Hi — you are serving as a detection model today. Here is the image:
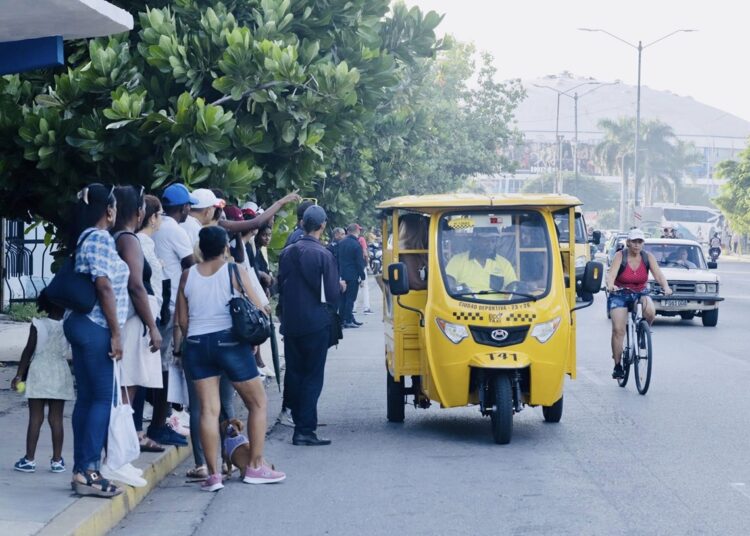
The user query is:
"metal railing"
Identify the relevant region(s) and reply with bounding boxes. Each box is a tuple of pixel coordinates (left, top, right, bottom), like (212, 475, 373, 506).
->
(2, 219, 55, 306)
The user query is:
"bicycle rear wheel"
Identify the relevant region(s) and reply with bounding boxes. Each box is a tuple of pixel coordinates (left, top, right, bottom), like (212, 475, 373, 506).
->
(634, 320, 652, 395)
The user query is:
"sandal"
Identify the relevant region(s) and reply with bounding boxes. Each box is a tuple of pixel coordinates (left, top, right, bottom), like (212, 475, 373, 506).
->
(139, 436, 165, 453)
(186, 465, 208, 480)
(71, 471, 122, 498)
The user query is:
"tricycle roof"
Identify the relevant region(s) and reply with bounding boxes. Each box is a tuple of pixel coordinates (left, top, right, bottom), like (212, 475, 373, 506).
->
(377, 193, 582, 213)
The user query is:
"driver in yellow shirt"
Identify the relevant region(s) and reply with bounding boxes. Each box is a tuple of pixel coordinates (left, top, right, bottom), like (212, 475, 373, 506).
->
(446, 228, 517, 292)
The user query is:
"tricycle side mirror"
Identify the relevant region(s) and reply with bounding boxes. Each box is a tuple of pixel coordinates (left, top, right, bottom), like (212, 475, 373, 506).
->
(707, 261, 717, 269)
(590, 230, 602, 245)
(579, 261, 604, 295)
(387, 262, 410, 295)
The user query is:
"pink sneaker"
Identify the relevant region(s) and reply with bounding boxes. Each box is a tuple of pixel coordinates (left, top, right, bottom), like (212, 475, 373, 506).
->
(243, 464, 286, 484)
(200, 473, 224, 492)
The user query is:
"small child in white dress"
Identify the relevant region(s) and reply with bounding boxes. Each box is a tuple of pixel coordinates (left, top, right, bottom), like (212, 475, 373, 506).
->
(12, 290, 75, 473)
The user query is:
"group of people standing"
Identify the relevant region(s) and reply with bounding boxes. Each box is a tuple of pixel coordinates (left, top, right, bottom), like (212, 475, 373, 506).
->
(12, 182, 326, 496)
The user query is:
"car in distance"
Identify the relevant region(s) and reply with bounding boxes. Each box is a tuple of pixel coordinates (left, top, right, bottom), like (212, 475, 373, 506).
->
(643, 239, 722, 326)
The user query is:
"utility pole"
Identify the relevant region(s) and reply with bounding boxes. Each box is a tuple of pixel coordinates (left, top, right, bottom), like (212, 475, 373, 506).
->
(579, 27, 697, 226)
(634, 40, 642, 211)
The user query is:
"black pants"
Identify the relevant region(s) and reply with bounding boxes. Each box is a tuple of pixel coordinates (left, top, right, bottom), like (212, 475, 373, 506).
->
(339, 279, 359, 324)
(283, 328, 329, 436)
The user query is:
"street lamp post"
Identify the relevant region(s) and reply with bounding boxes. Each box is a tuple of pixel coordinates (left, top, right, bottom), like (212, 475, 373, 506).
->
(533, 80, 600, 194)
(579, 28, 696, 225)
(571, 82, 619, 194)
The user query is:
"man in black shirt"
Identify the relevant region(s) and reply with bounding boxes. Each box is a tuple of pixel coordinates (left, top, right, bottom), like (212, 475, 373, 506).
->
(278, 205, 340, 446)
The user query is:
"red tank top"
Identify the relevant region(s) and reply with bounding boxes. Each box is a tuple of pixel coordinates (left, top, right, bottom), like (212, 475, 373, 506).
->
(615, 254, 648, 292)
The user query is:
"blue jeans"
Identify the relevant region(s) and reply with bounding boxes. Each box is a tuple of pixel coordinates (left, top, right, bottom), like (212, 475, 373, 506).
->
(64, 313, 114, 473)
(184, 367, 236, 467)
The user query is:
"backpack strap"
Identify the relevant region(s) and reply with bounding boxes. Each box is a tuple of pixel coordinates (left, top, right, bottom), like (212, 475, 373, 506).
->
(617, 249, 650, 277)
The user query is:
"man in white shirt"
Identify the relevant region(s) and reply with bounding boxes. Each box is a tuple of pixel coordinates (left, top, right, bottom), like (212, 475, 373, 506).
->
(149, 183, 197, 447)
(181, 189, 225, 244)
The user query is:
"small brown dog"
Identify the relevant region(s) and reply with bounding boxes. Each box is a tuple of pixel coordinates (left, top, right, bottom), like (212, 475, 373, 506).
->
(221, 418, 251, 476)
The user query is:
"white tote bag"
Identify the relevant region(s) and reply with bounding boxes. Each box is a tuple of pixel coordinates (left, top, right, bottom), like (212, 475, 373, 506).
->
(104, 361, 140, 471)
(167, 361, 189, 406)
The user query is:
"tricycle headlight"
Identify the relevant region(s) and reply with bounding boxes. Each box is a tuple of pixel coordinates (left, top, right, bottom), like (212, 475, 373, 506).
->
(575, 256, 586, 268)
(706, 283, 717, 293)
(530, 316, 561, 344)
(695, 283, 706, 293)
(435, 318, 469, 344)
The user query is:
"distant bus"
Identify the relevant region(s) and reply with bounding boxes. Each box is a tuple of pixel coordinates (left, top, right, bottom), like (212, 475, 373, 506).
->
(640, 204, 721, 244)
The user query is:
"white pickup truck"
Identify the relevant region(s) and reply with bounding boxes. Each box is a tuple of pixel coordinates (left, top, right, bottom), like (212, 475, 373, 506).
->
(644, 239, 723, 326)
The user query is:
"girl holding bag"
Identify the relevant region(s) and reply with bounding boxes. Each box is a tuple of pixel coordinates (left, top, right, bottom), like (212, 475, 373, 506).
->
(64, 184, 130, 498)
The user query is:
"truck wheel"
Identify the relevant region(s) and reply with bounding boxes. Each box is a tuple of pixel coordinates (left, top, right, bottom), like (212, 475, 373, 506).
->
(542, 396, 563, 423)
(490, 374, 513, 444)
(680, 312, 695, 320)
(702, 309, 719, 327)
(387, 371, 405, 422)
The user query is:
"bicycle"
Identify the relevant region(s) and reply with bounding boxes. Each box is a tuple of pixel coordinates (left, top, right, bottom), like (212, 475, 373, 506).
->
(611, 289, 660, 395)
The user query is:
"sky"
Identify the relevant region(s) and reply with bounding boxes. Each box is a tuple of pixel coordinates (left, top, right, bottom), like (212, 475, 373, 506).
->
(406, 0, 750, 122)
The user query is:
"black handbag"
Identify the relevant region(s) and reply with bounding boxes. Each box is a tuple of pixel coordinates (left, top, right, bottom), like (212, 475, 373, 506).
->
(227, 263, 271, 346)
(326, 304, 343, 348)
(45, 230, 97, 313)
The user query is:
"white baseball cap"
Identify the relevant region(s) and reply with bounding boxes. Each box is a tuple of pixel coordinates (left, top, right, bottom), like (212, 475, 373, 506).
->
(192, 188, 225, 209)
(627, 228, 645, 241)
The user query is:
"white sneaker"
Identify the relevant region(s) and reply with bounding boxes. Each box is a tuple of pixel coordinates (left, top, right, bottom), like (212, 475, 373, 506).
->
(277, 408, 294, 427)
(101, 463, 147, 487)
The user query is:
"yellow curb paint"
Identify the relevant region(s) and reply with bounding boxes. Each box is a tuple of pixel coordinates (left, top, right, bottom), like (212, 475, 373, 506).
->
(37, 444, 191, 536)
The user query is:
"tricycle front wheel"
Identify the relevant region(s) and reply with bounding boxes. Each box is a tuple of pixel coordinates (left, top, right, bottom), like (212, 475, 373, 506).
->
(490, 374, 513, 445)
(542, 396, 563, 423)
(386, 371, 405, 423)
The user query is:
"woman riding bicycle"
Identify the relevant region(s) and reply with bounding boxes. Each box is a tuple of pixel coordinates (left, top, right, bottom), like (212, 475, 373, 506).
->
(605, 229, 672, 379)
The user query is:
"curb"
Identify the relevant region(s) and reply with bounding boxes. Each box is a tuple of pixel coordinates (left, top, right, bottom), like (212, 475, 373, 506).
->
(37, 444, 191, 536)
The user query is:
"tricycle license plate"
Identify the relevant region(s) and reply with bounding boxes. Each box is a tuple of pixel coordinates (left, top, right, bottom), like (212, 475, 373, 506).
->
(663, 299, 687, 307)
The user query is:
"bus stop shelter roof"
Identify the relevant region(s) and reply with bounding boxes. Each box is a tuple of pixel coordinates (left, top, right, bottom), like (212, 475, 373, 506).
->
(0, 0, 133, 43)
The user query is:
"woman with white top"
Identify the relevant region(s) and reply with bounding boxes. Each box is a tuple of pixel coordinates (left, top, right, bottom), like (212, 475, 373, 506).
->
(174, 226, 285, 491)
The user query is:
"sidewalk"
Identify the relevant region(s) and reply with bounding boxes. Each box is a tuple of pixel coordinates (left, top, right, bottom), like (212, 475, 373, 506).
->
(0, 319, 281, 536)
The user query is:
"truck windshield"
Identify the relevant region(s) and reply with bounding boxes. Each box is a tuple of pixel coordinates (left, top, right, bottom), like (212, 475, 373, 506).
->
(439, 210, 551, 304)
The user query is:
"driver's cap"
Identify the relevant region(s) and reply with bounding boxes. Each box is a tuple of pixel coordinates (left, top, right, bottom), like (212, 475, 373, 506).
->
(627, 228, 645, 241)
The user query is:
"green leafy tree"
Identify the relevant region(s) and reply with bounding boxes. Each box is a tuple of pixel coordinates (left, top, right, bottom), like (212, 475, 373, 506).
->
(0, 0, 444, 242)
(521, 172, 619, 212)
(715, 144, 750, 234)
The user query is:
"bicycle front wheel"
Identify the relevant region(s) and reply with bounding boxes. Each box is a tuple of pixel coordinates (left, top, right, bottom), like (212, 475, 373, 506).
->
(634, 319, 652, 395)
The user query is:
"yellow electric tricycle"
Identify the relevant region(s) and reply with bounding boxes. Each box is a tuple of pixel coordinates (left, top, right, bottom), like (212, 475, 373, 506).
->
(378, 194, 603, 444)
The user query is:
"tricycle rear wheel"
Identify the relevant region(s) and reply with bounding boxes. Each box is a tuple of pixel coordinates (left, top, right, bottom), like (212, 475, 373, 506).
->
(490, 374, 513, 445)
(542, 396, 563, 423)
(386, 371, 405, 423)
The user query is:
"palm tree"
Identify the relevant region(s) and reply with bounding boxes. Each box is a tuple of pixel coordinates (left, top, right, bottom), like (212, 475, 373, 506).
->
(596, 117, 702, 208)
(595, 117, 634, 225)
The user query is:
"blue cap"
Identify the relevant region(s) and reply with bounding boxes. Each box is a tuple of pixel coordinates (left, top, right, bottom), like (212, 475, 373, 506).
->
(162, 184, 198, 207)
(302, 205, 327, 227)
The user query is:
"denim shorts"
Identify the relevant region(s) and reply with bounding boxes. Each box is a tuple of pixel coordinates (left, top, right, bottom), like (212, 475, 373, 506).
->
(183, 329, 259, 382)
(608, 291, 648, 311)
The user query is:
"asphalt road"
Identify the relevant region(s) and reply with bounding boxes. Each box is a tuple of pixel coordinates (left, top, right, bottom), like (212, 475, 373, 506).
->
(113, 262, 750, 536)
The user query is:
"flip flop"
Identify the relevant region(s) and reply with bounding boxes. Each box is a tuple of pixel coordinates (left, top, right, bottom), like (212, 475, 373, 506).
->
(139, 437, 165, 453)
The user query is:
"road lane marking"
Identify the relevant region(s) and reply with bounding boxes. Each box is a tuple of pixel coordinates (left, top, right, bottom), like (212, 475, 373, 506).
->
(730, 483, 750, 501)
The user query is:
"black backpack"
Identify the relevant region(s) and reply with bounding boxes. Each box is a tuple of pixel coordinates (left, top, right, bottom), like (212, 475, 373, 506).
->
(617, 249, 650, 277)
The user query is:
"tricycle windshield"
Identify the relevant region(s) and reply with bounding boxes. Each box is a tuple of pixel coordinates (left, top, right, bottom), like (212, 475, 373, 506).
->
(438, 210, 552, 304)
